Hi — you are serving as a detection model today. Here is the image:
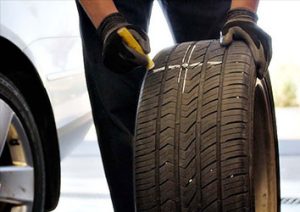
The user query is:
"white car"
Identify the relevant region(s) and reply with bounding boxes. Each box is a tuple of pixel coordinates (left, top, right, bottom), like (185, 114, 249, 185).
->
(0, 1, 92, 211)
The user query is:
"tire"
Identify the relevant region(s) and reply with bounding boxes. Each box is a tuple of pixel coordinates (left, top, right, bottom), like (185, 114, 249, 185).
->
(0, 74, 45, 212)
(134, 40, 280, 211)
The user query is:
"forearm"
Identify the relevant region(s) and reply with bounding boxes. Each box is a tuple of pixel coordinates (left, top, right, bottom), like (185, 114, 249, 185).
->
(230, 0, 259, 12)
(79, 0, 118, 28)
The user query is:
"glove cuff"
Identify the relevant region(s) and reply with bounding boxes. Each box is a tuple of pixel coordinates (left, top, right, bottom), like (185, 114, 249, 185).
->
(227, 8, 258, 23)
(97, 12, 129, 44)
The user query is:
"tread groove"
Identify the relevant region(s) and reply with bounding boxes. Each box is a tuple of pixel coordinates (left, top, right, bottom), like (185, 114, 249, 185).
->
(134, 40, 278, 212)
(215, 41, 229, 211)
(174, 43, 196, 211)
(197, 40, 213, 211)
(154, 46, 178, 211)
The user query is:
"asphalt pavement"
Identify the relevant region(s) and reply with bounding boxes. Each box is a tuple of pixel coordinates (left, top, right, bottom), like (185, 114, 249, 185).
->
(53, 108, 300, 212)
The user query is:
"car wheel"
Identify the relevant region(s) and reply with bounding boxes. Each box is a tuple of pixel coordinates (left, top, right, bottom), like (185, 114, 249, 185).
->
(134, 40, 280, 211)
(0, 74, 45, 212)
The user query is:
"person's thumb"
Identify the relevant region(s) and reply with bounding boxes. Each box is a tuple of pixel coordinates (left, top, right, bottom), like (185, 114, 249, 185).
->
(220, 28, 234, 46)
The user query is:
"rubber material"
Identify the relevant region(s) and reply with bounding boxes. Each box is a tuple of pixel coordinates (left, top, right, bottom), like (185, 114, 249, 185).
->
(0, 73, 45, 212)
(134, 40, 280, 211)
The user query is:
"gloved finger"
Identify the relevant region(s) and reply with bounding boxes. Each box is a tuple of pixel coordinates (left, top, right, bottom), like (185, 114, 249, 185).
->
(256, 50, 268, 79)
(126, 47, 148, 66)
(128, 28, 151, 54)
(103, 37, 147, 73)
(258, 29, 272, 63)
(120, 43, 148, 66)
(226, 27, 266, 71)
(257, 38, 271, 79)
(220, 27, 234, 46)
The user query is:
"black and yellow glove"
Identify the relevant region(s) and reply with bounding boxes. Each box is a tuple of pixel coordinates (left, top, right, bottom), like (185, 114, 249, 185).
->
(97, 13, 150, 73)
(220, 9, 272, 79)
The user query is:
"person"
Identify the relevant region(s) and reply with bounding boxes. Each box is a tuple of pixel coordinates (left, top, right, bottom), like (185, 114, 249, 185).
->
(75, 1, 271, 211)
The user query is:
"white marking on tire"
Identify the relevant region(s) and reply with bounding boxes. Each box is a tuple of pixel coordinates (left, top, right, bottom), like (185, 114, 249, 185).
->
(182, 45, 197, 93)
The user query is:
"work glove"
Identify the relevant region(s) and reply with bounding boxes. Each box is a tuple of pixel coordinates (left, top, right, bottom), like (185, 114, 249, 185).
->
(220, 9, 272, 79)
(97, 12, 150, 73)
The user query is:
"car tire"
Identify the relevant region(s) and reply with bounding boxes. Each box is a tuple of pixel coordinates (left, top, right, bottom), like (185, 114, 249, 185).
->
(0, 73, 45, 212)
(134, 40, 280, 211)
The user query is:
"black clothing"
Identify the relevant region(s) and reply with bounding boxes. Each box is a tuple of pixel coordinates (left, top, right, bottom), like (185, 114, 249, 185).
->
(75, 1, 231, 211)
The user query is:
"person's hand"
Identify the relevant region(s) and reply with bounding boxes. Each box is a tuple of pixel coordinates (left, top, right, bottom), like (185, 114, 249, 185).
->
(97, 13, 150, 73)
(220, 9, 272, 79)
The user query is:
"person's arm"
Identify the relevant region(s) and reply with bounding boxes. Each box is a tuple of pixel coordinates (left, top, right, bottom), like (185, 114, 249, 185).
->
(221, 0, 272, 79)
(78, 0, 151, 73)
(230, 0, 259, 12)
(79, 0, 118, 28)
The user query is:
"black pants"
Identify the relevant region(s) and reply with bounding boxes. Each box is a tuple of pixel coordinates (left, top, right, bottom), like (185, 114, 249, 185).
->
(76, 1, 230, 211)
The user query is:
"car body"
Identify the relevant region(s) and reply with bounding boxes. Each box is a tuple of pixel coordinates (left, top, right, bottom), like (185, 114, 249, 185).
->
(0, 1, 92, 211)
